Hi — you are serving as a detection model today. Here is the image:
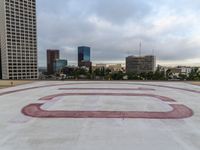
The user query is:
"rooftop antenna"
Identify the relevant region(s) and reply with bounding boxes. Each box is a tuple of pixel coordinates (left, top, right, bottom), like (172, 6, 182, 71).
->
(139, 41, 142, 57)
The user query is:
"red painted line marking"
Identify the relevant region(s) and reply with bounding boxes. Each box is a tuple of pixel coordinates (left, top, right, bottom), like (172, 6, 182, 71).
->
(0, 82, 200, 97)
(58, 88, 155, 91)
(136, 83, 200, 94)
(39, 92, 175, 102)
(22, 93, 193, 119)
(22, 104, 193, 119)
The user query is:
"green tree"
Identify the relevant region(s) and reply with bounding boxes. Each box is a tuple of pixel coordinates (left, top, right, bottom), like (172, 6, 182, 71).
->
(127, 72, 141, 80)
(153, 67, 166, 80)
(179, 73, 187, 81)
(110, 71, 124, 80)
(166, 69, 172, 80)
(188, 68, 200, 80)
(146, 71, 154, 80)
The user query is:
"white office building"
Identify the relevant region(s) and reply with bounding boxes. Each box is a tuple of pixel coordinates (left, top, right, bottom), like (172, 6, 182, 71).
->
(0, 0, 38, 79)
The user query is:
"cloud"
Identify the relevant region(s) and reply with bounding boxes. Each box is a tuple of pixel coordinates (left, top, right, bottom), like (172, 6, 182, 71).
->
(37, 0, 200, 66)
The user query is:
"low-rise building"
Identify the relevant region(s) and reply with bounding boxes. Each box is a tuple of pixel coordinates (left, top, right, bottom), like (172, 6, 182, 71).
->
(53, 59, 68, 73)
(108, 64, 124, 72)
(177, 66, 192, 75)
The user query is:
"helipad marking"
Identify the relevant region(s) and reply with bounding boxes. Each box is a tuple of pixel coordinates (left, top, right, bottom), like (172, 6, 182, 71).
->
(21, 91, 193, 119)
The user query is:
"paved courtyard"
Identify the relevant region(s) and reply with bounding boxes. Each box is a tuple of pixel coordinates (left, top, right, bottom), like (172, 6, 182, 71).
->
(0, 81, 200, 150)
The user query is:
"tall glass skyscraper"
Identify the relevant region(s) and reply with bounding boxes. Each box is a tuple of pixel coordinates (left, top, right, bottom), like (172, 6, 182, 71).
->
(78, 46, 91, 68)
(0, 0, 38, 79)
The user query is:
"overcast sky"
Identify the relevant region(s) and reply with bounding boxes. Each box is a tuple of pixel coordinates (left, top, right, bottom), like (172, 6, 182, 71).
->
(37, 0, 200, 67)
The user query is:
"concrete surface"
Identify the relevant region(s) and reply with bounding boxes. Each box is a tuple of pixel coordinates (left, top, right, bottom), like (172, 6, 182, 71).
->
(0, 81, 200, 150)
(0, 80, 32, 89)
(189, 81, 200, 86)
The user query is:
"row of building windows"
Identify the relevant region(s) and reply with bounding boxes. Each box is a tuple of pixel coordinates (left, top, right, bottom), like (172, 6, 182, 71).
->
(7, 46, 37, 49)
(9, 76, 38, 79)
(6, 8, 36, 13)
(6, 24, 36, 29)
(7, 31, 37, 35)
(5, 3, 35, 10)
(7, 51, 37, 53)
(7, 49, 37, 52)
(9, 74, 37, 77)
(6, 3, 36, 7)
(7, 38, 36, 42)
(5, 0, 35, 4)
(6, 7, 36, 13)
(7, 30, 36, 35)
(5, 13, 36, 19)
(5, 6, 35, 11)
(7, 48, 37, 51)
(9, 66, 37, 69)
(7, 42, 37, 46)
(6, 19, 36, 25)
(7, 39, 36, 43)
(7, 39, 36, 42)
(8, 53, 37, 56)
(6, 24, 36, 28)
(5, 11, 36, 17)
(7, 36, 36, 40)
(6, 10, 36, 15)
(7, 47, 37, 51)
(8, 57, 37, 60)
(7, 47, 37, 50)
(9, 76, 38, 80)
(9, 69, 37, 72)
(7, 56, 37, 59)
(6, 17, 36, 23)
(8, 66, 37, 69)
(8, 54, 37, 57)
(7, 57, 37, 59)
(7, 60, 37, 63)
(9, 67, 37, 69)
(7, 33, 37, 38)
(7, 32, 36, 36)
(7, 57, 37, 60)
(7, 37, 36, 40)
(9, 75, 38, 78)
(9, 60, 37, 63)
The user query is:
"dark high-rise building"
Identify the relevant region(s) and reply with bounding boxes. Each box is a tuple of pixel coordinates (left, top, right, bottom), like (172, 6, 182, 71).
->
(126, 55, 156, 73)
(78, 46, 92, 68)
(0, 0, 38, 79)
(47, 50, 59, 75)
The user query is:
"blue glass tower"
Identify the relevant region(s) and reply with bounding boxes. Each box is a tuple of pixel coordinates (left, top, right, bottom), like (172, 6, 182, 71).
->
(78, 46, 91, 68)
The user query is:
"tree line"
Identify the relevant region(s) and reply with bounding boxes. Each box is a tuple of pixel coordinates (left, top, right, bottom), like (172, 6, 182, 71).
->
(61, 66, 200, 81)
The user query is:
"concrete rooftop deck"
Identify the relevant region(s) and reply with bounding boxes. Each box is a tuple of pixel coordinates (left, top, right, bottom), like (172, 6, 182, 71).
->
(0, 81, 200, 150)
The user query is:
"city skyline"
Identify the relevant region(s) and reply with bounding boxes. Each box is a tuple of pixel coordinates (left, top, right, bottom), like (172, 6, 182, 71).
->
(36, 0, 200, 67)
